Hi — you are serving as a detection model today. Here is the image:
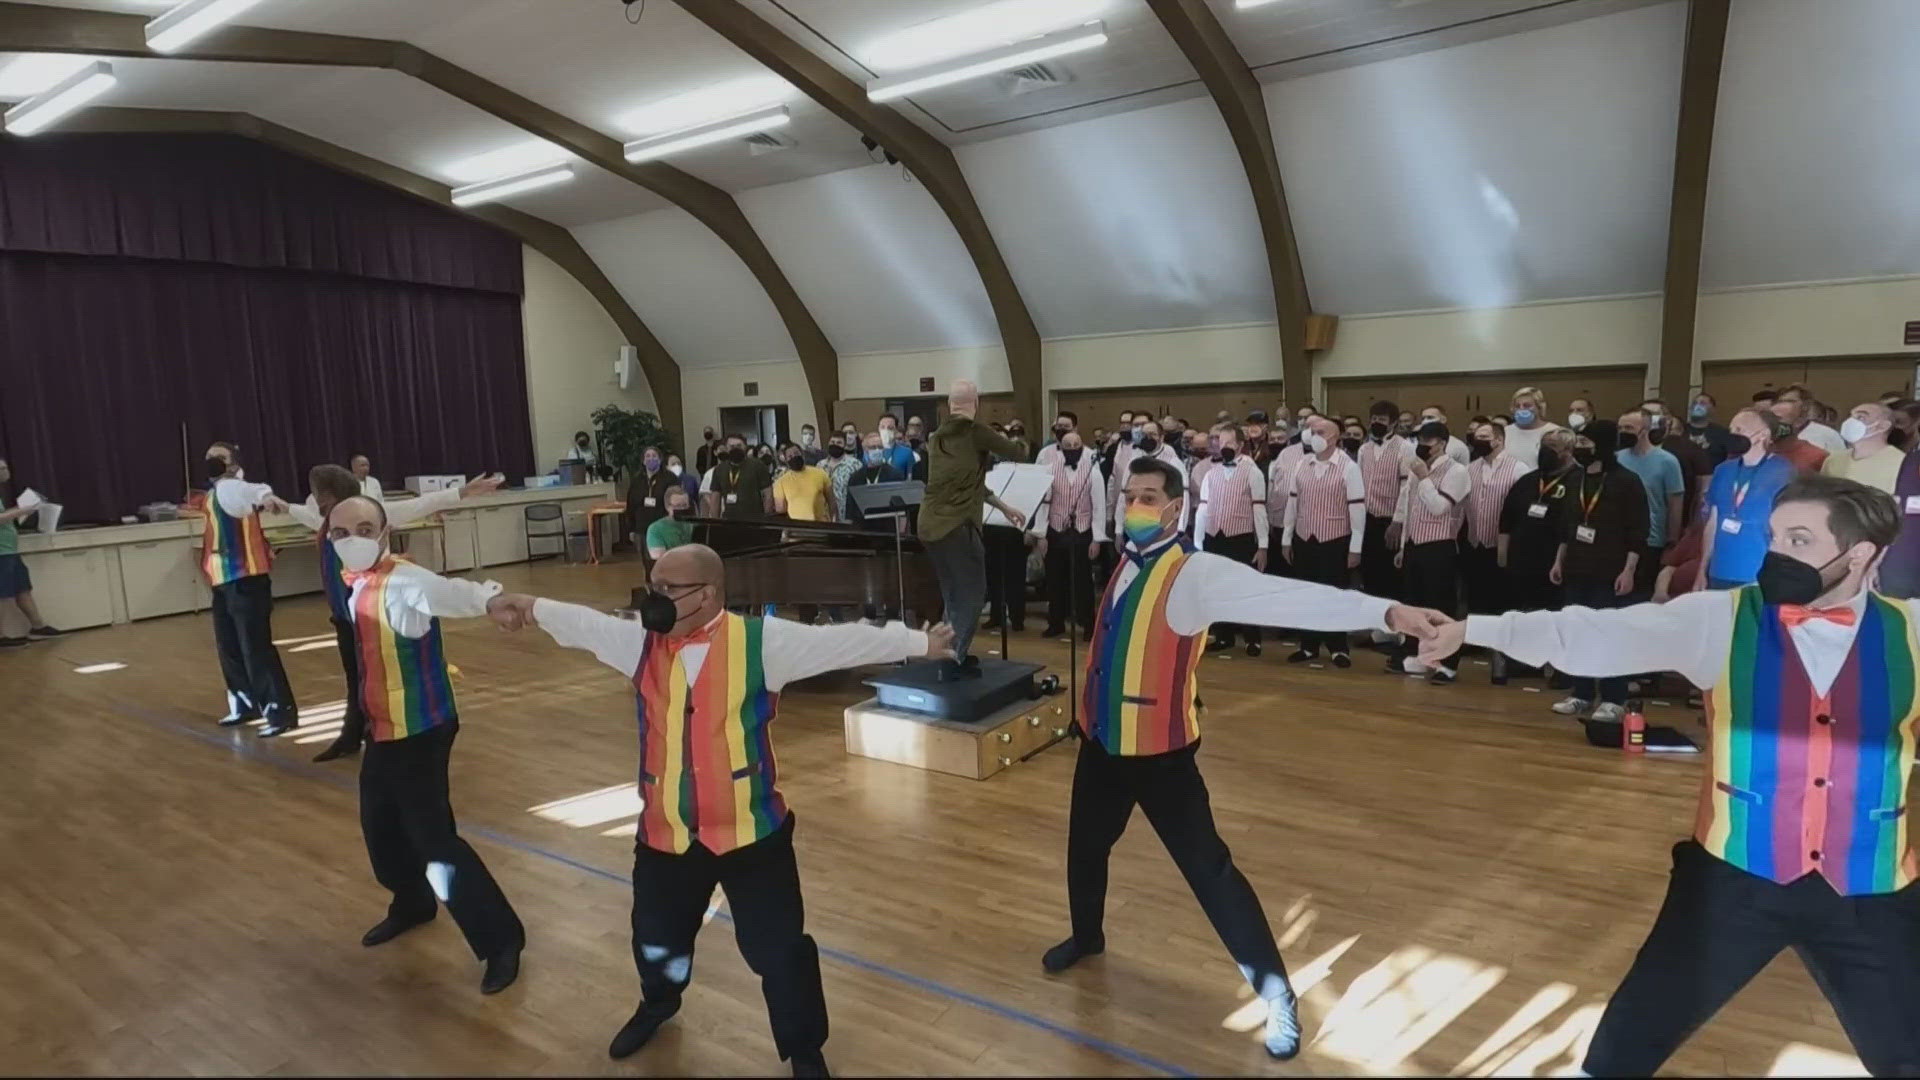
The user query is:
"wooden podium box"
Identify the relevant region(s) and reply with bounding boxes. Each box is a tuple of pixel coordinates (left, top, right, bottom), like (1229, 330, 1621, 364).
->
(843, 696, 1071, 779)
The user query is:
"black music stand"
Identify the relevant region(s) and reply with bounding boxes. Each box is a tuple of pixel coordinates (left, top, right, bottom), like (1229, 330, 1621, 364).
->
(848, 480, 925, 621)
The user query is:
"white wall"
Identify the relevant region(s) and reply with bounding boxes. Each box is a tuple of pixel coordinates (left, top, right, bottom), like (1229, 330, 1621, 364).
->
(680, 359, 818, 440)
(1696, 277, 1920, 368)
(520, 246, 651, 465)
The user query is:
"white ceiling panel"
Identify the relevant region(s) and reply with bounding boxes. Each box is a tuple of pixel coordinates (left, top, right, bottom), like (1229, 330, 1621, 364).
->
(1269, 1, 1685, 315)
(1702, 0, 1920, 289)
(575, 207, 797, 367)
(738, 162, 998, 354)
(957, 94, 1271, 338)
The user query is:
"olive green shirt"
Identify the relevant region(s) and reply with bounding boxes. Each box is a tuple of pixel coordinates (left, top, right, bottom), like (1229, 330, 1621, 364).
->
(918, 415, 1024, 542)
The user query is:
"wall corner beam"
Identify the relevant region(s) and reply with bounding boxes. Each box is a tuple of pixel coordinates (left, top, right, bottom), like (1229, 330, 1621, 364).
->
(1656, 0, 1730, 403)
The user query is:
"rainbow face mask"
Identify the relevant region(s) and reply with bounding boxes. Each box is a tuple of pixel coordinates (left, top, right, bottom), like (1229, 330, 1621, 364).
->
(1123, 505, 1168, 547)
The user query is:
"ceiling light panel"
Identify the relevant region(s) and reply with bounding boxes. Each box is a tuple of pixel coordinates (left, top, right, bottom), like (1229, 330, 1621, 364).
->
(442, 139, 573, 184)
(867, 22, 1108, 103)
(617, 74, 794, 137)
(862, 0, 1110, 71)
(622, 105, 790, 163)
(0, 53, 103, 99)
(4, 59, 117, 136)
(450, 162, 576, 207)
(146, 0, 269, 54)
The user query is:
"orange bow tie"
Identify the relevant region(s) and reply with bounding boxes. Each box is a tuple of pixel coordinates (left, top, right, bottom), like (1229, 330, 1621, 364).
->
(1779, 605, 1858, 629)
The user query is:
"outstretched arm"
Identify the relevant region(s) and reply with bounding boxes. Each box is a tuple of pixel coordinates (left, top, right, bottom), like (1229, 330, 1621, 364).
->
(761, 618, 943, 691)
(1164, 551, 1437, 639)
(514, 596, 649, 674)
(1426, 588, 1730, 688)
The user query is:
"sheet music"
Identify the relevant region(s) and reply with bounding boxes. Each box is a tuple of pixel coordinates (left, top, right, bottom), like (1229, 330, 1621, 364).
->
(982, 463, 1052, 529)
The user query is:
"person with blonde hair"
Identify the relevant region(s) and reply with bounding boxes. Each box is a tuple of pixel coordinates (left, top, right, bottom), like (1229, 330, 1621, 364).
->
(1500, 385, 1562, 471)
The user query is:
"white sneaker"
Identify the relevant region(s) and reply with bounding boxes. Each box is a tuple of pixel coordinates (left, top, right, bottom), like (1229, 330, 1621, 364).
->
(1551, 697, 1592, 716)
(1264, 991, 1301, 1061)
(1399, 656, 1427, 675)
(1591, 702, 1626, 722)
(1370, 628, 1400, 645)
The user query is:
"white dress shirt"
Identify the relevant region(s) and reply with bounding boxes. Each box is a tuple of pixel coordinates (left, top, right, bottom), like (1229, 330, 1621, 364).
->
(1114, 537, 1393, 637)
(345, 560, 501, 639)
(1280, 453, 1368, 554)
(360, 475, 384, 501)
(1465, 587, 1895, 697)
(1193, 459, 1271, 548)
(290, 487, 462, 532)
(1799, 420, 1847, 456)
(531, 601, 929, 689)
(1028, 446, 1109, 540)
(211, 477, 276, 519)
(1391, 458, 1472, 524)
(1500, 422, 1562, 470)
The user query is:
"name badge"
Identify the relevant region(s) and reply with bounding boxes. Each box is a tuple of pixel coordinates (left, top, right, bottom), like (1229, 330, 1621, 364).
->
(1574, 525, 1597, 544)
(726, 493, 739, 505)
(1526, 503, 1549, 519)
(1720, 517, 1741, 535)
(1906, 496, 1920, 515)
(643, 497, 658, 508)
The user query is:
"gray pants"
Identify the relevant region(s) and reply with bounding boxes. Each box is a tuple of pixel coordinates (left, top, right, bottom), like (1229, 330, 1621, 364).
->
(926, 523, 986, 663)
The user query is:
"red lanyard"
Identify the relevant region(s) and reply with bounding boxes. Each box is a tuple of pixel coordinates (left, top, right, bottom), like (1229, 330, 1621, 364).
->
(1576, 475, 1603, 524)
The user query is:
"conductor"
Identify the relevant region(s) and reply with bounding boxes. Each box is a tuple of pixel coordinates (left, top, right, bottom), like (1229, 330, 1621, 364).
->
(918, 379, 1029, 675)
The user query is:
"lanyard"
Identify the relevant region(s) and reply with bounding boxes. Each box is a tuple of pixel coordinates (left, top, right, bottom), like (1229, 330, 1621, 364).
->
(1538, 473, 1566, 501)
(1576, 473, 1603, 525)
(1731, 461, 1758, 510)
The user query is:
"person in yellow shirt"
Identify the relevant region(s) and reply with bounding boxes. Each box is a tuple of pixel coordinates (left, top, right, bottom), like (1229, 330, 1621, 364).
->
(1822, 401, 1904, 495)
(773, 447, 832, 521)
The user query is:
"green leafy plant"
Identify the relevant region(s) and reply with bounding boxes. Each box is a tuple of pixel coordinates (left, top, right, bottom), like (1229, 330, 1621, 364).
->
(591, 404, 676, 483)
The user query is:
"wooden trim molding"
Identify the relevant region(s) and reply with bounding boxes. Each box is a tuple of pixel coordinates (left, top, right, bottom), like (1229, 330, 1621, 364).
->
(1656, 0, 1731, 401)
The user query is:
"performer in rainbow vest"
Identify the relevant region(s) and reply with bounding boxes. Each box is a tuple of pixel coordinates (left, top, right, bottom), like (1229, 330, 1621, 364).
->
(1045, 456, 1446, 1062)
(488, 546, 953, 1079)
(1427, 474, 1920, 1076)
(293, 464, 502, 764)
(198, 441, 297, 735)
(326, 496, 525, 996)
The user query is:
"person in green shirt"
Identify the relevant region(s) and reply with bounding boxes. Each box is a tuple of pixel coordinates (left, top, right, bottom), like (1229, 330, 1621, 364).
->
(919, 380, 1029, 673)
(0, 458, 63, 647)
(645, 487, 696, 562)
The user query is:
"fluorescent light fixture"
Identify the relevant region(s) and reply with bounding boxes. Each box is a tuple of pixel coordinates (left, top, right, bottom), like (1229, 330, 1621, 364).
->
(0, 53, 102, 98)
(443, 139, 571, 184)
(618, 74, 792, 137)
(450, 162, 575, 207)
(146, 0, 267, 53)
(865, 0, 1108, 70)
(867, 22, 1107, 103)
(4, 60, 116, 136)
(623, 105, 790, 164)
(1234, 0, 1287, 8)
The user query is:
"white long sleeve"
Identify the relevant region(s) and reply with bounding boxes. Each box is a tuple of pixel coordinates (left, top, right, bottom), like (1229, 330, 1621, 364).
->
(1164, 550, 1392, 637)
(1465, 590, 1730, 689)
(1344, 457, 1366, 554)
(534, 598, 649, 674)
(759, 619, 928, 690)
(387, 487, 462, 529)
(1250, 463, 1270, 547)
(213, 477, 274, 519)
(289, 497, 323, 531)
(1090, 469, 1109, 540)
(347, 562, 501, 639)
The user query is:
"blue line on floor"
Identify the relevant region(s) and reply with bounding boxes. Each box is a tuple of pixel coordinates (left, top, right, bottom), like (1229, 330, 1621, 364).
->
(125, 706, 1195, 1078)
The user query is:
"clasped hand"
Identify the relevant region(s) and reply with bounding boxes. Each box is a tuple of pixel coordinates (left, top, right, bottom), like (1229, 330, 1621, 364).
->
(486, 593, 538, 632)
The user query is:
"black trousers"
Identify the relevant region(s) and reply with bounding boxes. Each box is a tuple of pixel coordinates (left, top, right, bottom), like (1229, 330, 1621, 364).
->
(1360, 514, 1402, 600)
(630, 815, 826, 1062)
(1461, 543, 1505, 615)
(359, 724, 523, 959)
(210, 574, 295, 722)
(1586, 841, 1920, 1078)
(982, 523, 1028, 629)
(1562, 573, 1629, 704)
(926, 524, 985, 662)
(1290, 535, 1353, 657)
(1043, 526, 1096, 634)
(331, 615, 368, 747)
(1632, 543, 1666, 602)
(1201, 531, 1261, 645)
(1398, 539, 1461, 667)
(1507, 564, 1562, 613)
(1066, 738, 1288, 997)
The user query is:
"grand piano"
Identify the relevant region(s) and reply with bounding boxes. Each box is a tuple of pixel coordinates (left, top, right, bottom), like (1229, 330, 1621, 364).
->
(629, 516, 942, 620)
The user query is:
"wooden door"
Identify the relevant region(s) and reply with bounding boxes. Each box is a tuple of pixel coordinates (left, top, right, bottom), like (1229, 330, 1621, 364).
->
(1799, 356, 1917, 409)
(1700, 360, 1806, 413)
(1325, 366, 1647, 426)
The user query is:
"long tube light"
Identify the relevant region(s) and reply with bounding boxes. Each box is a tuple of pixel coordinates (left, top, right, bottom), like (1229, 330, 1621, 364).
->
(450, 162, 576, 207)
(1234, 0, 1287, 8)
(3, 60, 117, 136)
(623, 105, 790, 164)
(866, 21, 1107, 103)
(146, 0, 268, 54)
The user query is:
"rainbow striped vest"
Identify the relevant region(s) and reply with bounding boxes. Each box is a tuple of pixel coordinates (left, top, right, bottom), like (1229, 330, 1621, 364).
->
(631, 614, 785, 855)
(319, 531, 352, 621)
(1080, 541, 1206, 756)
(202, 484, 273, 586)
(1697, 586, 1920, 895)
(351, 559, 458, 743)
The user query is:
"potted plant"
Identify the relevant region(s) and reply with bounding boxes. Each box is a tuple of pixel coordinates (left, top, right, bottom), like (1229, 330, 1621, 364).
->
(591, 404, 676, 487)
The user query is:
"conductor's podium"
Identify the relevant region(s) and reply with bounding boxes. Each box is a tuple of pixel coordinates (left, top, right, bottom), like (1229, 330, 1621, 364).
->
(843, 658, 1070, 779)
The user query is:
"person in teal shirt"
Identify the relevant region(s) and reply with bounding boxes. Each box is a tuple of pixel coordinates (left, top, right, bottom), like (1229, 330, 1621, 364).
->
(0, 458, 64, 646)
(1614, 409, 1686, 598)
(644, 487, 695, 561)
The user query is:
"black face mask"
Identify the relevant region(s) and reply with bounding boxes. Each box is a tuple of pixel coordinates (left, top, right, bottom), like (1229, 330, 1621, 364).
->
(703, 430, 715, 441)
(1341, 437, 1364, 455)
(1469, 439, 1492, 460)
(1369, 421, 1389, 439)
(1756, 549, 1854, 607)
(908, 437, 924, 449)
(1537, 447, 1562, 473)
(204, 456, 228, 480)
(728, 447, 747, 463)
(1053, 425, 1070, 438)
(786, 455, 805, 472)
(1415, 442, 1435, 462)
(1724, 433, 1752, 457)
(1219, 446, 1237, 465)
(637, 587, 696, 634)
(1572, 447, 1598, 468)
(827, 444, 845, 459)
(1137, 436, 1159, 454)
(1062, 447, 1083, 467)
(1617, 430, 1640, 451)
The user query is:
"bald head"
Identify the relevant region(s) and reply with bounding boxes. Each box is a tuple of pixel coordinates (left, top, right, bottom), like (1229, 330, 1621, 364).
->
(649, 543, 725, 636)
(948, 379, 979, 418)
(327, 494, 387, 540)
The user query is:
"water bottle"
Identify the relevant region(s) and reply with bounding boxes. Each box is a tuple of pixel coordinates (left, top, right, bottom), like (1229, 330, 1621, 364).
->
(1623, 699, 1647, 754)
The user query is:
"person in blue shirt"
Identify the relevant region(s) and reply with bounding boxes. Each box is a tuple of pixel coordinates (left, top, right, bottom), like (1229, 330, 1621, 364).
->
(1701, 407, 1797, 588)
(1613, 409, 1686, 598)
(875, 414, 916, 477)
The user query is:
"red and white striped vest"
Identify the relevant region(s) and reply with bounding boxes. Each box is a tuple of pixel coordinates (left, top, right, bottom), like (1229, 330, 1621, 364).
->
(1405, 458, 1464, 545)
(1046, 449, 1098, 532)
(1293, 457, 1352, 542)
(1202, 461, 1256, 537)
(1466, 455, 1523, 548)
(1359, 437, 1408, 517)
(1267, 443, 1305, 527)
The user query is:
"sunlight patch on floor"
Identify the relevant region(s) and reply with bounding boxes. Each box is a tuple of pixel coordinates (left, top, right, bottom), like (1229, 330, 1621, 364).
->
(529, 783, 644, 829)
(1768, 1041, 1865, 1077)
(72, 662, 126, 674)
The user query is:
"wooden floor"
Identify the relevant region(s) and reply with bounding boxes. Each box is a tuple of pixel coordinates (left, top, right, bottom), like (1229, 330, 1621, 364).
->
(1, 558, 1868, 1077)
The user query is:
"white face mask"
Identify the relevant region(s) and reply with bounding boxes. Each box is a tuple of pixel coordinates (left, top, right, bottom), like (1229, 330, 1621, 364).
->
(1304, 432, 1328, 455)
(1567, 413, 1588, 430)
(668, 463, 683, 476)
(333, 535, 384, 573)
(801, 431, 816, 446)
(1840, 417, 1874, 446)
(880, 428, 896, 448)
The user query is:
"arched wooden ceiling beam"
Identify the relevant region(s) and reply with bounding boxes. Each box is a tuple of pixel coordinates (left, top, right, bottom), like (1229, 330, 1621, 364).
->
(671, 0, 1044, 430)
(1143, 0, 1311, 410)
(49, 104, 685, 439)
(0, 0, 836, 432)
(1656, 0, 1730, 404)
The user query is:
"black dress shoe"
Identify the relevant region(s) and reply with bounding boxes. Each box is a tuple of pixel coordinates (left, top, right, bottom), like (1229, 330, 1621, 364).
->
(258, 717, 298, 738)
(1041, 624, 1066, 639)
(361, 911, 434, 947)
(1041, 936, 1103, 974)
(1330, 652, 1353, 669)
(1245, 642, 1262, 658)
(1286, 649, 1315, 664)
(790, 1049, 831, 1078)
(480, 945, 521, 994)
(1206, 637, 1234, 653)
(1490, 653, 1509, 686)
(608, 1000, 681, 1060)
(312, 738, 362, 763)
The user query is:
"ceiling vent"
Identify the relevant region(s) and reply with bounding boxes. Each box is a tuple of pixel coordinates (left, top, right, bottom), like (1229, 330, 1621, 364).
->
(999, 62, 1070, 96)
(745, 131, 794, 156)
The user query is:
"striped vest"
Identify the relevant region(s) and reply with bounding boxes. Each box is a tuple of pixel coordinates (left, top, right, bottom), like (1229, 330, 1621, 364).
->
(1466, 455, 1523, 548)
(1359, 438, 1407, 517)
(1293, 457, 1352, 542)
(1080, 543, 1205, 756)
(202, 486, 272, 586)
(632, 614, 785, 855)
(351, 559, 458, 743)
(1202, 461, 1256, 537)
(1046, 449, 1098, 532)
(1405, 458, 1463, 546)
(1697, 587, 1920, 895)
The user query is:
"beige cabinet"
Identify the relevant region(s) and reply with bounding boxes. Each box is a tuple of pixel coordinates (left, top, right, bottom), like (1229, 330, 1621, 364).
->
(269, 542, 321, 599)
(439, 511, 477, 573)
(475, 504, 530, 567)
(117, 537, 205, 621)
(21, 547, 116, 629)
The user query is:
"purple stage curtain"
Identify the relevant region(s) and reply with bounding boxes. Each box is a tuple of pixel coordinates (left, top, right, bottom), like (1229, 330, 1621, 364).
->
(0, 134, 531, 524)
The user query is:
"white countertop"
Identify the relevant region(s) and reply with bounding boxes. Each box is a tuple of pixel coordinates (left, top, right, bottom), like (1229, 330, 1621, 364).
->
(15, 482, 616, 554)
